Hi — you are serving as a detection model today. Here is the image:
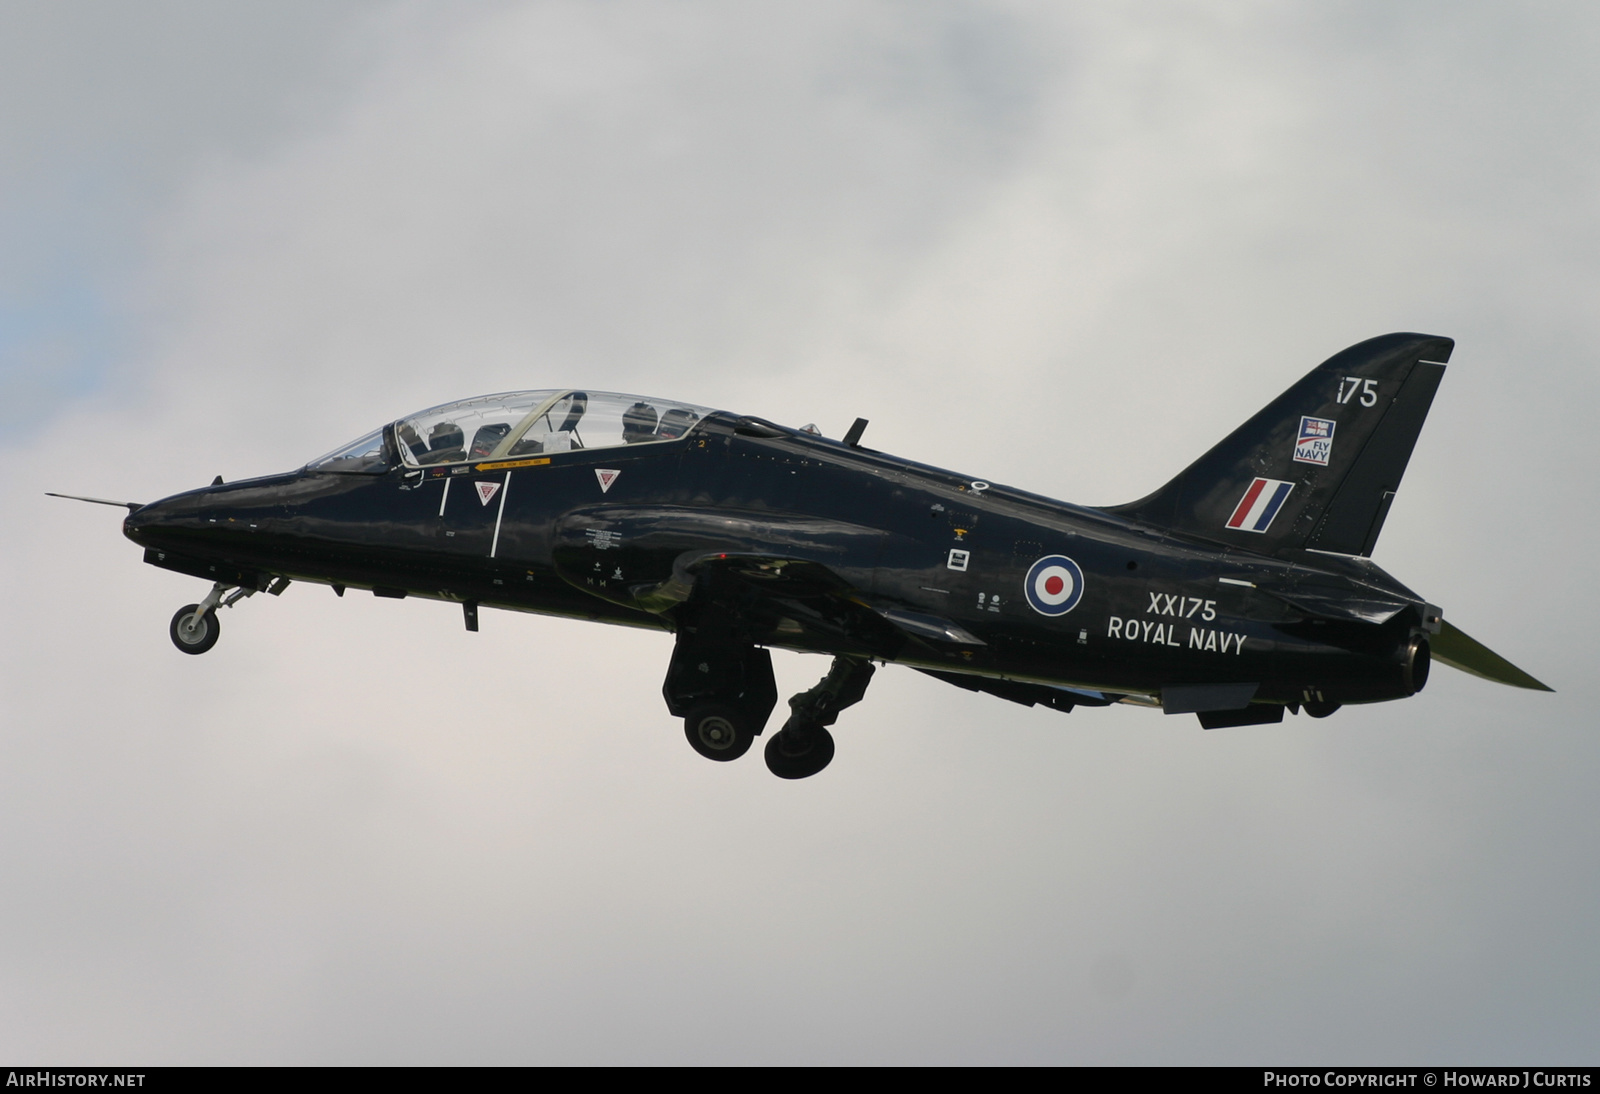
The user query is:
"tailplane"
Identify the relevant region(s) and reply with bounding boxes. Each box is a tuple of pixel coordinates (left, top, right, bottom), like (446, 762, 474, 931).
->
(1107, 332, 1453, 557)
(1432, 620, 1553, 691)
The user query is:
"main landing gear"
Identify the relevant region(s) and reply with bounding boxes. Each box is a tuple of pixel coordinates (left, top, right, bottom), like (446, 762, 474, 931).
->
(167, 578, 290, 654)
(663, 620, 779, 763)
(663, 620, 875, 780)
(764, 657, 874, 780)
(684, 704, 758, 762)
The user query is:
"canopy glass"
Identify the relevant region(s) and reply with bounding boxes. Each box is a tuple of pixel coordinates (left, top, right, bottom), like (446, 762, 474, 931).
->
(309, 389, 719, 473)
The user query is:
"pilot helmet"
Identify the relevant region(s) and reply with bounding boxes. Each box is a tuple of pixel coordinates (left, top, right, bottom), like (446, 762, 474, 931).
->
(622, 402, 659, 443)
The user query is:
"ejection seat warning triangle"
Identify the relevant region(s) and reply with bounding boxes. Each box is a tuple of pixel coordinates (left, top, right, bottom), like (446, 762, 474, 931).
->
(475, 481, 501, 506)
(595, 469, 621, 493)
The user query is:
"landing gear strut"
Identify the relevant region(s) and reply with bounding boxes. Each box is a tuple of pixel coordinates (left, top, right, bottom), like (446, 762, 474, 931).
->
(167, 577, 289, 654)
(764, 656, 875, 780)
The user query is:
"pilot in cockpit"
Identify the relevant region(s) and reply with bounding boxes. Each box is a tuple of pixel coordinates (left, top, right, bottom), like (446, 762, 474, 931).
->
(469, 422, 511, 459)
(657, 407, 700, 439)
(419, 421, 464, 464)
(622, 402, 659, 444)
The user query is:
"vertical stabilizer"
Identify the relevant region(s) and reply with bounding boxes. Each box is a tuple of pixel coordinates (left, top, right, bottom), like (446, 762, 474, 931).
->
(1106, 333, 1453, 556)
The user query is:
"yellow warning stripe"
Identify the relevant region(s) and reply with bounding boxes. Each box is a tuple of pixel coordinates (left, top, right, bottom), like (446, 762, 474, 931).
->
(475, 457, 551, 472)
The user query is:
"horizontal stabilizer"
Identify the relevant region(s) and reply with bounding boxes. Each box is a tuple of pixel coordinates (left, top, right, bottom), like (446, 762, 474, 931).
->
(1432, 621, 1552, 691)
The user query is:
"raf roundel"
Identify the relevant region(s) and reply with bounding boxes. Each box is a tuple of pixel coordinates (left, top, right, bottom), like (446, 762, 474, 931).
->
(1023, 555, 1085, 617)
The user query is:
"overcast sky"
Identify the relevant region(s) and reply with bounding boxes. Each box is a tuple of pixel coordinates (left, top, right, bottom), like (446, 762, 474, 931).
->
(2, 1, 1596, 1064)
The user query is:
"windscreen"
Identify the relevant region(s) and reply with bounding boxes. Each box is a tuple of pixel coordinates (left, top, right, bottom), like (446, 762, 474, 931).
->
(308, 429, 388, 473)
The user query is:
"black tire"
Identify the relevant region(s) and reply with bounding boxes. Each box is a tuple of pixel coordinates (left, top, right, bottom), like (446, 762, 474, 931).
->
(1304, 701, 1340, 719)
(764, 724, 835, 780)
(683, 704, 754, 762)
(169, 604, 220, 655)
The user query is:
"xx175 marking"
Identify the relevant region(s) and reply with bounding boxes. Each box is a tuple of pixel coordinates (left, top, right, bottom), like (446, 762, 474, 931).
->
(1145, 592, 1216, 621)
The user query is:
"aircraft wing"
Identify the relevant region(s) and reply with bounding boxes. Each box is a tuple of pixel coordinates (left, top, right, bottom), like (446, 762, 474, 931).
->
(550, 506, 982, 659)
(673, 551, 986, 658)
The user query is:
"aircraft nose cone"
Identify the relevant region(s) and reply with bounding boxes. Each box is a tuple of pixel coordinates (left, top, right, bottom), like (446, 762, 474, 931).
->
(120, 487, 227, 552)
(122, 496, 180, 547)
(122, 501, 151, 533)
(122, 472, 304, 554)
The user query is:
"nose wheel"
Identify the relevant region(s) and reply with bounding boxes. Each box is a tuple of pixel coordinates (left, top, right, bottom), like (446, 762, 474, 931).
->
(164, 577, 290, 654)
(169, 604, 221, 655)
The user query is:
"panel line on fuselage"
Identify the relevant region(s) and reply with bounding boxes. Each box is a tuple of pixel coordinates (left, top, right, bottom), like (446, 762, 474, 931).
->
(489, 471, 510, 558)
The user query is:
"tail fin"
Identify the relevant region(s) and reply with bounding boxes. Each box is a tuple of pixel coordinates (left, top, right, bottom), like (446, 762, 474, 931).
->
(1107, 332, 1453, 557)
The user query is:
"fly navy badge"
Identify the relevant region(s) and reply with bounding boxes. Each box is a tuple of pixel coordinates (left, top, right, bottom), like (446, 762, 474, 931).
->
(1293, 416, 1335, 466)
(1024, 555, 1085, 617)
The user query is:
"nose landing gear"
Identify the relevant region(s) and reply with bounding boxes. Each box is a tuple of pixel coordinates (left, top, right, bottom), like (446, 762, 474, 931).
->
(169, 603, 221, 655)
(166, 577, 289, 654)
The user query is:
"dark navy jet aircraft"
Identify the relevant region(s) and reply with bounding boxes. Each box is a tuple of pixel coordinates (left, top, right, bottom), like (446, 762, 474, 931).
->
(57, 332, 1550, 779)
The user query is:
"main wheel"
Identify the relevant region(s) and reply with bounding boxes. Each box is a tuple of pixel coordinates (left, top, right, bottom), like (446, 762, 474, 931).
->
(1304, 701, 1341, 719)
(169, 604, 220, 655)
(764, 724, 835, 780)
(683, 704, 754, 762)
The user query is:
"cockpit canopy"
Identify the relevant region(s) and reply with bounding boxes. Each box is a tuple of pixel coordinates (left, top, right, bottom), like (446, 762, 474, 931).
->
(310, 389, 721, 473)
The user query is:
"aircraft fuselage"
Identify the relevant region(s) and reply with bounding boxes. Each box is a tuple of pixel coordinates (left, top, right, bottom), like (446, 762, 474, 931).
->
(124, 410, 1428, 710)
